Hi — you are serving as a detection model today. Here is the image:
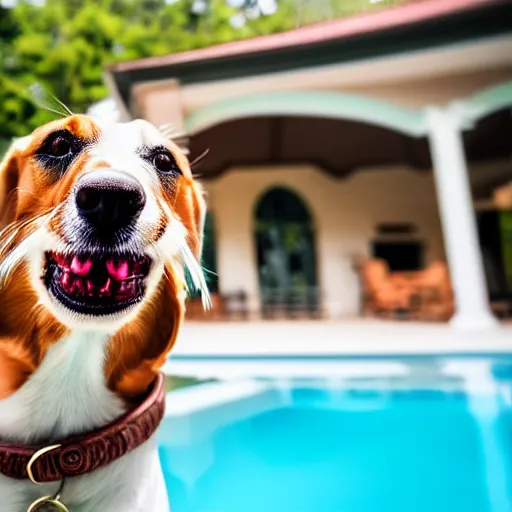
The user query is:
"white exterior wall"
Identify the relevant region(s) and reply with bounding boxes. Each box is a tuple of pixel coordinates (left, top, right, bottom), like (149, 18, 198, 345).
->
(204, 165, 444, 317)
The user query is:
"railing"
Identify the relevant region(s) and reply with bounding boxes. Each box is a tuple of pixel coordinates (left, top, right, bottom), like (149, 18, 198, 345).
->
(260, 286, 322, 319)
(186, 287, 324, 320)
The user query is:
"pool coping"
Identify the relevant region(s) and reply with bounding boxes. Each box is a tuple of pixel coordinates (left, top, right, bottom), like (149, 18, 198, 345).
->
(163, 353, 512, 382)
(164, 320, 512, 379)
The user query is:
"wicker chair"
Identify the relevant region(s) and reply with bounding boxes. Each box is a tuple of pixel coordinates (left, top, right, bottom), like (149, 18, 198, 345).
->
(360, 259, 415, 318)
(414, 261, 454, 321)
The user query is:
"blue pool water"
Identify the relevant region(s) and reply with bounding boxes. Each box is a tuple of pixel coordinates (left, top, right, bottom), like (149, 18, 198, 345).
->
(158, 358, 512, 512)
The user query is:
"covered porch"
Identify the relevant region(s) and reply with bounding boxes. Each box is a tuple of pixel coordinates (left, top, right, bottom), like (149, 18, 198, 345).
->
(107, 0, 512, 330)
(184, 82, 512, 329)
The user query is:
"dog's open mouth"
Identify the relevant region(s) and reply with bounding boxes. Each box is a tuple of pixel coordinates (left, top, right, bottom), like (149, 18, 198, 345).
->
(44, 251, 152, 315)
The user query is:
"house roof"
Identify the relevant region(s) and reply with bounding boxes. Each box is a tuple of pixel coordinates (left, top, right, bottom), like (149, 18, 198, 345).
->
(110, 0, 505, 73)
(108, 0, 512, 109)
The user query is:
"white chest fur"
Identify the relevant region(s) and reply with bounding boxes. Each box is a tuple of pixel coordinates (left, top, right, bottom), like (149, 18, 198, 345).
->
(0, 332, 170, 512)
(0, 331, 124, 443)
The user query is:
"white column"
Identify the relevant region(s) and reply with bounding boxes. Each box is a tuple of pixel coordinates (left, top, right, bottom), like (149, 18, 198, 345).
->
(426, 106, 498, 330)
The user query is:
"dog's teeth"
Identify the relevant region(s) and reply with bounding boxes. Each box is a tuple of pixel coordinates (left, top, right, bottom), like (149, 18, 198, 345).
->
(61, 271, 71, 289)
(50, 251, 150, 306)
(117, 280, 136, 299)
(70, 256, 93, 276)
(86, 280, 96, 295)
(133, 257, 150, 276)
(53, 253, 68, 267)
(106, 259, 130, 280)
(118, 281, 131, 297)
(75, 278, 85, 295)
(99, 278, 112, 296)
(68, 277, 78, 295)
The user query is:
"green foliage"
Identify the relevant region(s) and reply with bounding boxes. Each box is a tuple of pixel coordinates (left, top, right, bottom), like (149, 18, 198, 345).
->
(165, 375, 216, 392)
(0, 0, 408, 139)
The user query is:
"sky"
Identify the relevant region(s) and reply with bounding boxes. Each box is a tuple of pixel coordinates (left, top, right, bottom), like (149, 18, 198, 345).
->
(1, 0, 46, 7)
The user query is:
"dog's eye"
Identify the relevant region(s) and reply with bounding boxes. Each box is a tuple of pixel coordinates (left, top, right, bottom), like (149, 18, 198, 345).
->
(39, 130, 79, 159)
(153, 152, 179, 175)
(36, 130, 86, 176)
(48, 135, 72, 157)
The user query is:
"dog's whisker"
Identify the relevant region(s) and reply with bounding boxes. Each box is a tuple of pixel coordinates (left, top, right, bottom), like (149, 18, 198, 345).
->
(30, 99, 69, 118)
(179, 242, 211, 310)
(28, 84, 73, 118)
(159, 124, 190, 140)
(190, 149, 210, 169)
(169, 132, 187, 140)
(150, 205, 211, 310)
(45, 202, 64, 223)
(170, 138, 190, 147)
(0, 214, 50, 285)
(0, 221, 45, 286)
(0, 215, 39, 256)
(160, 127, 177, 135)
(48, 93, 74, 116)
(165, 131, 187, 138)
(15, 188, 37, 197)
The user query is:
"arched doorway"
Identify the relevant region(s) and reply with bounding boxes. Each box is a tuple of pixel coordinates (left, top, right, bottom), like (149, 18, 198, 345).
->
(254, 187, 318, 316)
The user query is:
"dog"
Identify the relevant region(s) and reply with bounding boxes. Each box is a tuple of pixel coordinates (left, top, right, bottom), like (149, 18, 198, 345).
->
(0, 114, 209, 511)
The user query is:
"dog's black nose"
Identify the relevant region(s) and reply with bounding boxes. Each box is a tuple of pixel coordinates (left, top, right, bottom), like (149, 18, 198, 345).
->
(75, 170, 146, 235)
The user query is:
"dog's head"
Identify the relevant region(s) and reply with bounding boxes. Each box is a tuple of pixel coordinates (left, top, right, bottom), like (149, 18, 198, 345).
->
(0, 115, 208, 397)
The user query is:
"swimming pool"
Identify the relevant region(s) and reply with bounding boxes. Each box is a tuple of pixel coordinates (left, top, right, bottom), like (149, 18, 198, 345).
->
(158, 357, 512, 512)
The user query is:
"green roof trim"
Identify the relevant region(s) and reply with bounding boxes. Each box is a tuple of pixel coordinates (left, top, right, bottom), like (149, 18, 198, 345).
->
(462, 80, 512, 123)
(185, 91, 427, 137)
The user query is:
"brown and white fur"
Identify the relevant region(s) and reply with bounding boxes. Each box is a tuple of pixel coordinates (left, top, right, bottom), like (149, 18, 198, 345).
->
(0, 115, 209, 511)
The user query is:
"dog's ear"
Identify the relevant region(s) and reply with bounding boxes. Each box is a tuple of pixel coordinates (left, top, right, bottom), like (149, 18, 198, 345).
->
(174, 179, 207, 262)
(0, 138, 29, 229)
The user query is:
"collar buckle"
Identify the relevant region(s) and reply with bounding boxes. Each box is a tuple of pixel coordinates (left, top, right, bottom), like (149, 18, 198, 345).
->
(26, 444, 62, 485)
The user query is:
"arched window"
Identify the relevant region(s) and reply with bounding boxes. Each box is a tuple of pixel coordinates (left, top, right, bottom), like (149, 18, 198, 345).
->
(254, 187, 318, 315)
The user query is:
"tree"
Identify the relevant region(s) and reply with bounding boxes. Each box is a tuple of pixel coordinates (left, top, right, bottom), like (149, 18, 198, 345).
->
(0, 0, 401, 141)
(0, 3, 44, 138)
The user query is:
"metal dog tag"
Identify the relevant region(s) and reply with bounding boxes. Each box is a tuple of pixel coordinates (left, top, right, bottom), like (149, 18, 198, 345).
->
(27, 495, 70, 512)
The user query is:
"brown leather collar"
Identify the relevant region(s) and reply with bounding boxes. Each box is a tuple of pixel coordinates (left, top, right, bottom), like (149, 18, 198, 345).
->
(0, 373, 165, 482)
